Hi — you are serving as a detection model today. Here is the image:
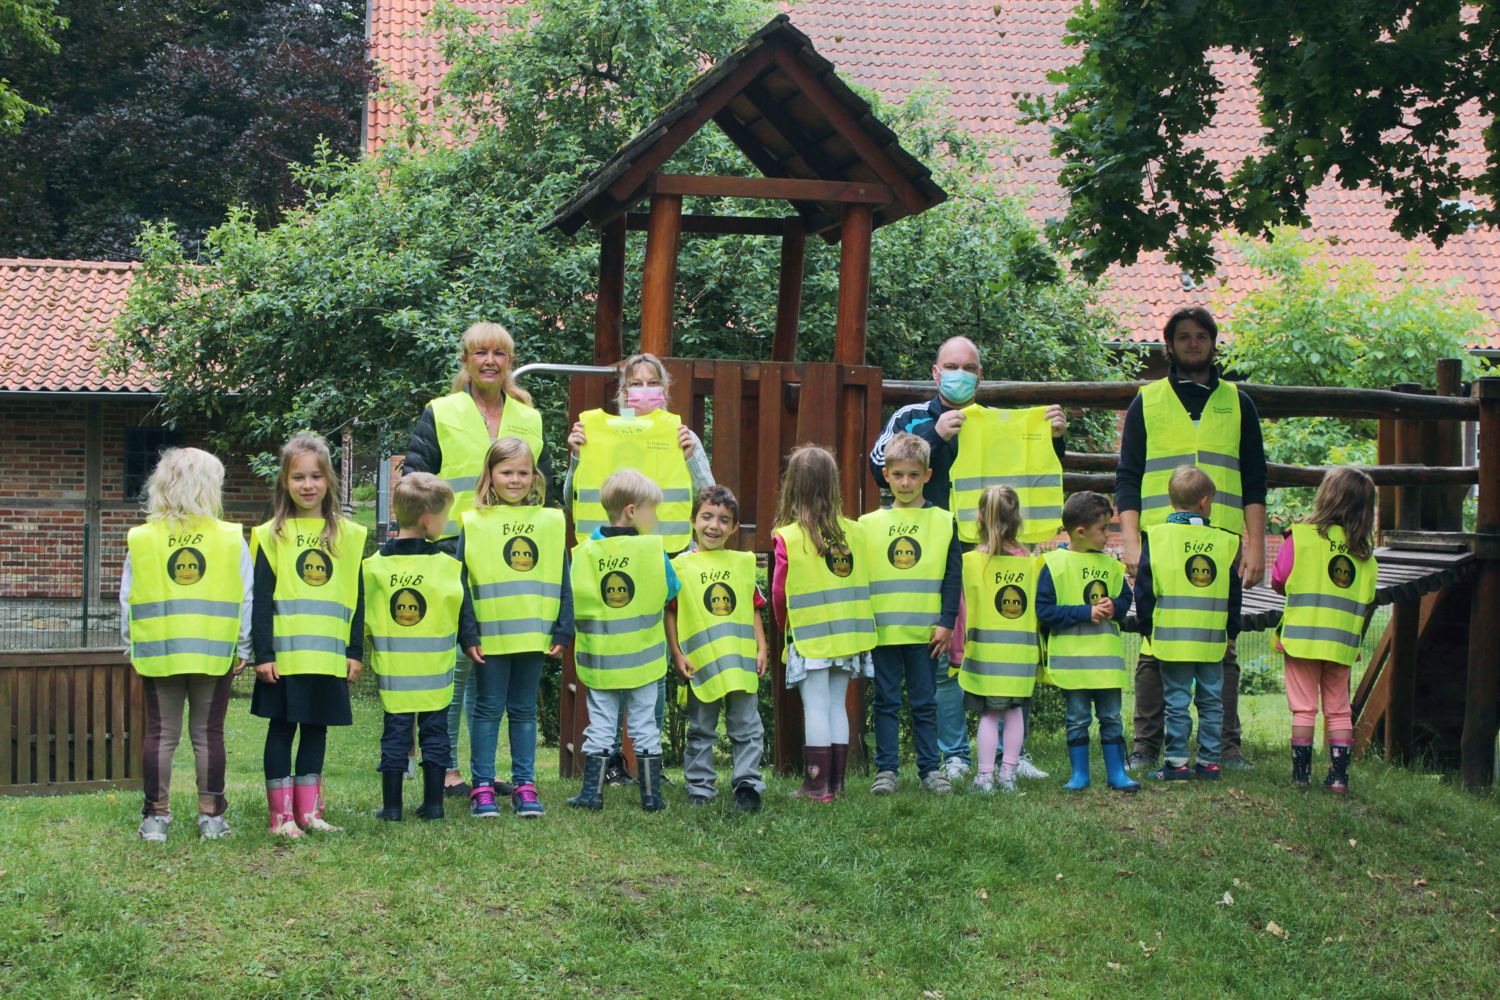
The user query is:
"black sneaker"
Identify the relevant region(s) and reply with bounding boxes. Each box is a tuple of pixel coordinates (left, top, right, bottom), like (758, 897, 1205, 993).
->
(602, 753, 633, 787)
(733, 783, 762, 813)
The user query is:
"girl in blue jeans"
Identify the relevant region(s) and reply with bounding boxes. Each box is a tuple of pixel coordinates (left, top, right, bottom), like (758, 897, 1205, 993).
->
(457, 438, 574, 817)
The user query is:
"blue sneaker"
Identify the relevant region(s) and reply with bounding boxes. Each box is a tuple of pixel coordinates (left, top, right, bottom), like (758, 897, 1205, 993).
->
(512, 782, 545, 818)
(1194, 762, 1222, 782)
(469, 783, 500, 818)
(1150, 763, 1193, 781)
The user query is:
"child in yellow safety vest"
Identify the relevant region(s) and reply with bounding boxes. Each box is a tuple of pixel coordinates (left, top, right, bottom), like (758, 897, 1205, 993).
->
(1133, 466, 1243, 783)
(251, 435, 367, 838)
(120, 447, 252, 842)
(772, 445, 876, 803)
(1271, 467, 1378, 793)
(1038, 492, 1137, 792)
(363, 473, 482, 822)
(665, 485, 769, 812)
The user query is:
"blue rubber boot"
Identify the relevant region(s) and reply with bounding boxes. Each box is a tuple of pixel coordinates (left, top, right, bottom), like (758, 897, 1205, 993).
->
(1102, 740, 1141, 793)
(1062, 741, 1091, 791)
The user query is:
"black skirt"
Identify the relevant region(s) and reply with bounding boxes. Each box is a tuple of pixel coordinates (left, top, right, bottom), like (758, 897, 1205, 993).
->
(251, 674, 354, 726)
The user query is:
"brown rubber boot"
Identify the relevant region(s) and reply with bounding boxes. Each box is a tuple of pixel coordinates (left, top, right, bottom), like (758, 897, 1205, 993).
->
(829, 743, 849, 797)
(790, 746, 833, 802)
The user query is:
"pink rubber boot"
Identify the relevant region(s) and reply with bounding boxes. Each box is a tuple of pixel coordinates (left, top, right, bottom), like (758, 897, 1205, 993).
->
(293, 774, 340, 832)
(267, 777, 302, 838)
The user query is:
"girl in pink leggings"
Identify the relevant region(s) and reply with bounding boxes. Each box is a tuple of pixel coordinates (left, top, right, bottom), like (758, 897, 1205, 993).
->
(1272, 468, 1378, 793)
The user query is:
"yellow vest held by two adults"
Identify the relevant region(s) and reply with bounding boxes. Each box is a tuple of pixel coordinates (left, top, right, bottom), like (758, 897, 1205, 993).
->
(859, 505, 954, 646)
(363, 550, 463, 712)
(1041, 547, 1126, 689)
(1141, 522, 1239, 663)
(571, 408, 693, 552)
(1280, 524, 1377, 668)
(429, 390, 545, 541)
(252, 517, 367, 677)
(127, 517, 246, 677)
(462, 505, 565, 656)
(949, 404, 1064, 544)
(776, 519, 877, 660)
(672, 548, 759, 701)
(959, 551, 1041, 698)
(572, 533, 669, 690)
(1138, 378, 1245, 534)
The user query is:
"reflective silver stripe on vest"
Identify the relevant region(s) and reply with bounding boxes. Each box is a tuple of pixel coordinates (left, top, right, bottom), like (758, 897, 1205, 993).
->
(692, 652, 757, 684)
(792, 617, 875, 641)
(1198, 451, 1241, 472)
(577, 641, 667, 672)
(1142, 454, 1196, 474)
(1152, 626, 1227, 645)
(1046, 654, 1126, 672)
(1215, 490, 1243, 510)
(369, 634, 458, 653)
(576, 612, 663, 636)
(967, 629, 1039, 647)
(1142, 491, 1244, 511)
(478, 618, 554, 637)
(1285, 593, 1369, 617)
(951, 473, 1060, 492)
(788, 585, 870, 611)
(473, 580, 563, 601)
(377, 669, 454, 692)
(131, 599, 241, 621)
(274, 599, 353, 622)
(132, 637, 237, 659)
(1156, 595, 1230, 613)
(444, 476, 479, 492)
(868, 579, 942, 597)
(657, 521, 692, 536)
(1060, 621, 1118, 637)
(957, 504, 1063, 523)
(273, 635, 347, 655)
(962, 658, 1036, 678)
(874, 611, 938, 628)
(1281, 624, 1361, 649)
(680, 620, 755, 656)
(578, 488, 691, 503)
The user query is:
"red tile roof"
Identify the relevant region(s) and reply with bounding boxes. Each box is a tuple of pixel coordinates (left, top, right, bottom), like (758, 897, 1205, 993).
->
(366, 0, 1500, 349)
(0, 258, 155, 392)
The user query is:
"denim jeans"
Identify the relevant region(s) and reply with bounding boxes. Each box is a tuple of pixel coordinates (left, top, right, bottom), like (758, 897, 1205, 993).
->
(469, 651, 545, 786)
(611, 675, 666, 757)
(1159, 659, 1224, 766)
(445, 652, 474, 772)
(1064, 688, 1124, 745)
(1134, 642, 1242, 758)
(871, 643, 940, 776)
(933, 660, 971, 764)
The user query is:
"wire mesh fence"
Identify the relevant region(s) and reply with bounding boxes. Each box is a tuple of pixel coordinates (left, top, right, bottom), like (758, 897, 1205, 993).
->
(0, 523, 120, 651)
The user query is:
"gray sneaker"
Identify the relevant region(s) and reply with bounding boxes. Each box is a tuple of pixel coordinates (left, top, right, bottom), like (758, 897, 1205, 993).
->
(1016, 755, 1049, 780)
(1221, 753, 1254, 771)
(870, 770, 899, 796)
(1125, 751, 1157, 774)
(137, 815, 170, 842)
(920, 771, 953, 795)
(197, 814, 232, 840)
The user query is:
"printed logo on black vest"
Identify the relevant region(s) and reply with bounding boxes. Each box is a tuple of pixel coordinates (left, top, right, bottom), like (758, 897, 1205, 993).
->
(887, 536, 921, 569)
(1083, 579, 1109, 606)
(504, 536, 539, 573)
(704, 582, 737, 617)
(1185, 554, 1217, 589)
(391, 588, 426, 627)
(996, 585, 1027, 620)
(1328, 555, 1356, 590)
(296, 549, 331, 587)
(825, 545, 854, 578)
(601, 571, 635, 609)
(167, 547, 205, 586)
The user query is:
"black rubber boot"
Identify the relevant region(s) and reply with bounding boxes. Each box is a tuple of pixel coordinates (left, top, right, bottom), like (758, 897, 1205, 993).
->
(1291, 742, 1313, 787)
(416, 763, 445, 820)
(567, 754, 608, 810)
(638, 754, 667, 813)
(374, 771, 404, 821)
(1324, 743, 1351, 794)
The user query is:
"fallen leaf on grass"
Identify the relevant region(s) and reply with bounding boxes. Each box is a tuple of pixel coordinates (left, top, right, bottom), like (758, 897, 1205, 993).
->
(1265, 921, 1289, 939)
(1106, 962, 1122, 971)
(1217, 892, 1234, 906)
(1115, 869, 1135, 878)
(1349, 839, 1357, 848)
(1138, 941, 1156, 958)
(1055, 873, 1064, 881)
(976, 888, 988, 900)
(922, 991, 945, 999)
(1232, 878, 1241, 887)
(1413, 879, 1428, 888)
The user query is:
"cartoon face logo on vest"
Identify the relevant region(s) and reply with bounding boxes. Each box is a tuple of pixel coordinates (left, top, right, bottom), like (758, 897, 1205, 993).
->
(996, 585, 1027, 619)
(167, 547, 205, 586)
(1328, 555, 1356, 590)
(1083, 579, 1109, 606)
(704, 582, 736, 617)
(504, 536, 538, 573)
(391, 588, 426, 627)
(1186, 554, 1217, 588)
(601, 571, 635, 609)
(296, 549, 331, 587)
(825, 545, 854, 578)
(887, 536, 921, 569)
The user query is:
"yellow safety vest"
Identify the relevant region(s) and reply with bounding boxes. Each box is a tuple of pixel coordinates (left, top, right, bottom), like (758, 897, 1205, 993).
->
(859, 505, 954, 645)
(363, 550, 463, 712)
(1280, 524, 1377, 667)
(1041, 547, 1126, 690)
(571, 408, 693, 552)
(950, 404, 1064, 544)
(252, 517, 367, 677)
(1139, 378, 1245, 534)
(572, 533, 669, 690)
(672, 548, 759, 701)
(429, 390, 545, 540)
(126, 517, 245, 677)
(776, 519, 876, 660)
(1141, 522, 1238, 663)
(959, 551, 1041, 698)
(462, 504, 565, 656)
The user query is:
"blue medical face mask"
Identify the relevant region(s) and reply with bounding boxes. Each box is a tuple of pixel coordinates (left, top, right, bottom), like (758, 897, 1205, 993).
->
(938, 369, 978, 406)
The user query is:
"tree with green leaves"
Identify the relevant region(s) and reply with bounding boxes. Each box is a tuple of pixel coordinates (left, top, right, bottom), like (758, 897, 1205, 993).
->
(0, 0, 65, 132)
(1021, 1, 1499, 279)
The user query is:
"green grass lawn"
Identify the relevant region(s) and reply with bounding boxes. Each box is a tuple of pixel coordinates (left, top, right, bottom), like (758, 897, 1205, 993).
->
(3, 676, 1499, 999)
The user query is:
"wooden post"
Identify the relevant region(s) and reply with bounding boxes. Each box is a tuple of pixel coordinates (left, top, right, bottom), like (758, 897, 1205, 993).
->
(772, 218, 805, 362)
(1461, 377, 1500, 789)
(1430, 359, 1466, 531)
(639, 193, 683, 358)
(595, 217, 626, 366)
(1386, 383, 1424, 761)
(1393, 383, 1424, 531)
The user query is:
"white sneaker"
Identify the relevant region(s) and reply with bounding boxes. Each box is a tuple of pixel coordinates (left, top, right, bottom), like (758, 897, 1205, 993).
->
(941, 757, 970, 782)
(997, 776, 1018, 793)
(971, 773, 996, 794)
(1016, 756, 1049, 780)
(197, 814, 232, 840)
(137, 815, 170, 842)
(920, 771, 953, 795)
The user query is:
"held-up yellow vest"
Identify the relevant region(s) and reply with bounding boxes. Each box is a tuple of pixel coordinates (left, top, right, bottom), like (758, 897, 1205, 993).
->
(462, 504, 565, 656)
(571, 408, 693, 552)
(1041, 547, 1126, 690)
(1280, 524, 1377, 668)
(1141, 522, 1238, 663)
(776, 519, 877, 660)
(672, 548, 759, 701)
(950, 404, 1064, 544)
(859, 505, 954, 645)
(429, 391, 545, 541)
(252, 517, 367, 677)
(1139, 378, 1244, 534)
(959, 551, 1041, 698)
(127, 517, 245, 677)
(362, 550, 463, 712)
(572, 533, 669, 690)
